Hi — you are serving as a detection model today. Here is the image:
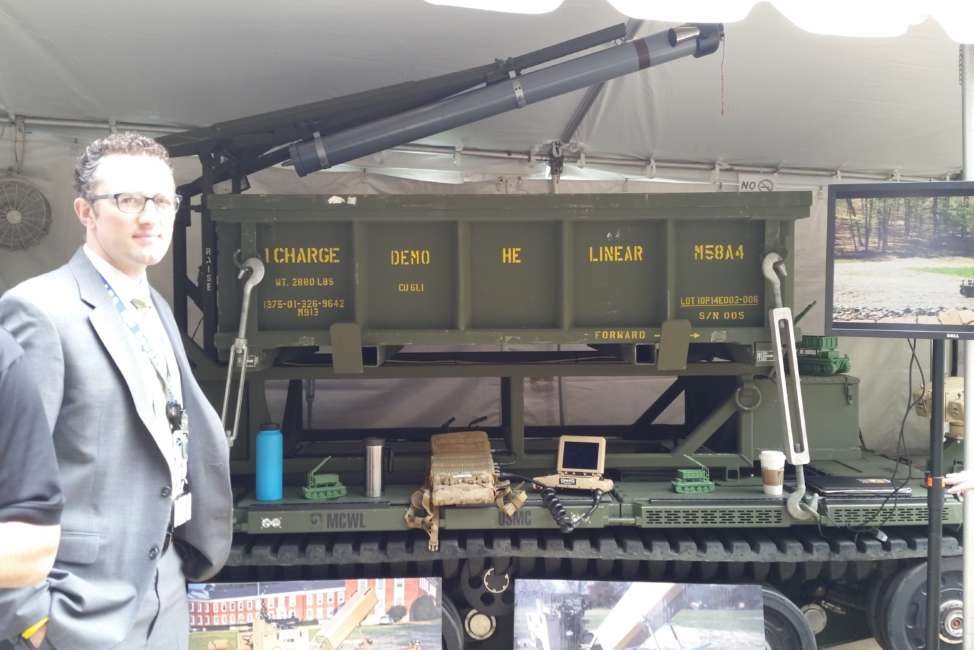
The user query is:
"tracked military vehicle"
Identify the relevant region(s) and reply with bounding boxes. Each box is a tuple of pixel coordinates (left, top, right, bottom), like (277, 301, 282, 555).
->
(165, 191, 961, 650)
(158, 21, 962, 650)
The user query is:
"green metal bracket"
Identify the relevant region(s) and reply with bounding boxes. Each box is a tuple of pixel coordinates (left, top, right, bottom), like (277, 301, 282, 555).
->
(658, 319, 691, 371)
(330, 323, 364, 374)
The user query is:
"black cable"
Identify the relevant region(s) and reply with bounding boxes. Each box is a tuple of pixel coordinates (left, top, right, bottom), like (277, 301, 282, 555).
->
(499, 472, 606, 534)
(858, 427, 871, 453)
(190, 315, 204, 341)
(497, 471, 574, 532)
(875, 338, 925, 524)
(498, 471, 538, 485)
(824, 338, 925, 539)
(578, 489, 605, 525)
(540, 487, 575, 534)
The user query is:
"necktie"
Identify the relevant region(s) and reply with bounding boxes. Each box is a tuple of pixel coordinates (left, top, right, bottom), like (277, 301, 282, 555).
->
(131, 298, 165, 360)
(129, 297, 172, 408)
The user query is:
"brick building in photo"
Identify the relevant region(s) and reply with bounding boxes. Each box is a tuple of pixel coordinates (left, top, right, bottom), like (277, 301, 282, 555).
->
(348, 576, 439, 621)
(189, 577, 438, 631)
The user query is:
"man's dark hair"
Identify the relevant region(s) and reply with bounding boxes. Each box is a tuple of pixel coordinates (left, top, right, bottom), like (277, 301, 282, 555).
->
(74, 132, 172, 199)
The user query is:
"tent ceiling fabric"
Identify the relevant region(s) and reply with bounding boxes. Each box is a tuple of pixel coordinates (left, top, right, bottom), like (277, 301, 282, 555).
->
(0, 0, 962, 178)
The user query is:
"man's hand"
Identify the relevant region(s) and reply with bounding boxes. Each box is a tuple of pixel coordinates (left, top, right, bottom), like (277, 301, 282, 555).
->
(944, 469, 974, 495)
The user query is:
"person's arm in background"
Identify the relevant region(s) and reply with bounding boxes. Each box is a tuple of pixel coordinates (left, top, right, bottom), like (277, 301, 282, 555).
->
(0, 317, 63, 645)
(0, 338, 62, 587)
(0, 332, 62, 585)
(0, 522, 60, 588)
(945, 469, 974, 495)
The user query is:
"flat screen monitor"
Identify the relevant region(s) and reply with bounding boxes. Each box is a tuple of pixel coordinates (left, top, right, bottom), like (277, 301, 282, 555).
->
(827, 181, 974, 339)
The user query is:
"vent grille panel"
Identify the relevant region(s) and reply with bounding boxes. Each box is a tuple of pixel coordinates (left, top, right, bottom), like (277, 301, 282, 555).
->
(641, 507, 784, 527)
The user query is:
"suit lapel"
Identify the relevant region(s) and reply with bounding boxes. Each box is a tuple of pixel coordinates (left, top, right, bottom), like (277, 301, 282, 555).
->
(151, 287, 230, 477)
(150, 289, 190, 405)
(70, 249, 170, 458)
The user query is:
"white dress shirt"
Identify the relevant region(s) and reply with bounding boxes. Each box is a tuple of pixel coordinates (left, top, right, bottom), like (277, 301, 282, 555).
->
(83, 245, 185, 493)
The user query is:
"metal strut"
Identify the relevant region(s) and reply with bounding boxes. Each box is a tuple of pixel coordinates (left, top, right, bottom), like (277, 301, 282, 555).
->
(221, 256, 265, 447)
(762, 253, 817, 521)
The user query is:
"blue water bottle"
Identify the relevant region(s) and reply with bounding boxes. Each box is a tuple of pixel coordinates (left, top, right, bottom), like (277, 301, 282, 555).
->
(256, 423, 283, 501)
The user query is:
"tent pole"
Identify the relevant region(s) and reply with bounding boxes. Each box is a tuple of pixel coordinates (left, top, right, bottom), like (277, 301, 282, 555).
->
(929, 341, 946, 650)
(927, 42, 973, 650)
(962, 41, 974, 650)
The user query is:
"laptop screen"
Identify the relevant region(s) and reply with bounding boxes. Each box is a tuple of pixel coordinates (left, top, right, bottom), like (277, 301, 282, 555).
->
(561, 440, 601, 473)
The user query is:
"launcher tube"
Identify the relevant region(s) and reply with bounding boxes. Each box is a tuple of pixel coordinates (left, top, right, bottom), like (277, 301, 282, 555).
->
(290, 23, 723, 176)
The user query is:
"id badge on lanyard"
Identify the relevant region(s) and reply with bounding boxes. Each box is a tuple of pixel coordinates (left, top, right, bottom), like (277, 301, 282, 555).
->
(173, 482, 193, 527)
(171, 404, 192, 527)
(103, 278, 194, 527)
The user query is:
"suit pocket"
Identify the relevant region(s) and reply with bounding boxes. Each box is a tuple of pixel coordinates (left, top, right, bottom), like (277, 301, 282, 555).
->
(55, 531, 101, 565)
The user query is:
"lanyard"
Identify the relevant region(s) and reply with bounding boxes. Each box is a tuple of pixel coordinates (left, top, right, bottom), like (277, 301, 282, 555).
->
(101, 278, 183, 424)
(102, 276, 192, 529)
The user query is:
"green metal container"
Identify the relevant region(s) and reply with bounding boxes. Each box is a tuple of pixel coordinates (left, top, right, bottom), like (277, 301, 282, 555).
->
(210, 192, 810, 353)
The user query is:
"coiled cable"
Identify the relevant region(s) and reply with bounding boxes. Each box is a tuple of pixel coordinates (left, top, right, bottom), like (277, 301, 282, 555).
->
(540, 486, 575, 533)
(499, 472, 606, 534)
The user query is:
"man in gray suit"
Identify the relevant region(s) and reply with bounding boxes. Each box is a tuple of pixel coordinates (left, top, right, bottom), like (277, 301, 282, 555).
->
(0, 133, 232, 649)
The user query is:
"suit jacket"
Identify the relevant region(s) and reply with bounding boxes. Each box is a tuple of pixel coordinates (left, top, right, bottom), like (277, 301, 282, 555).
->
(0, 248, 232, 649)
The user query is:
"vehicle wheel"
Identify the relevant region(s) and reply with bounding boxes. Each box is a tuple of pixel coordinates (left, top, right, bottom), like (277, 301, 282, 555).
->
(443, 595, 465, 650)
(763, 587, 817, 650)
(867, 568, 902, 649)
(459, 561, 516, 616)
(882, 557, 963, 649)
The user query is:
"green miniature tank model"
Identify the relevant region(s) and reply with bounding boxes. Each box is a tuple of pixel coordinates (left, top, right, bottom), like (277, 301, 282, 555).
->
(671, 456, 716, 494)
(301, 456, 347, 500)
(671, 467, 716, 494)
(797, 335, 850, 376)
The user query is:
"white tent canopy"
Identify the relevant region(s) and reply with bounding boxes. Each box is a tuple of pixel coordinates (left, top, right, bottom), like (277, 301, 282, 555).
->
(0, 0, 964, 180)
(0, 0, 967, 454)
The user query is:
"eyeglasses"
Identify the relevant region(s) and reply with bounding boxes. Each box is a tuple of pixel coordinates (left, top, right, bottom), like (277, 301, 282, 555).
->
(89, 192, 182, 214)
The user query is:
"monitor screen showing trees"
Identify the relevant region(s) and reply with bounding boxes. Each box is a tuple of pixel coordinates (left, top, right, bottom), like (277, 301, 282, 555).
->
(827, 181, 974, 339)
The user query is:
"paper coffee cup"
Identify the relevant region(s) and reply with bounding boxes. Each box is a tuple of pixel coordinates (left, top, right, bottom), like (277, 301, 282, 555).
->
(760, 450, 786, 496)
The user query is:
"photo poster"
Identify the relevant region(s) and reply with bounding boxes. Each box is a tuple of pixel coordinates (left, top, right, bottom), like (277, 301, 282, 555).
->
(187, 577, 441, 650)
(515, 580, 764, 650)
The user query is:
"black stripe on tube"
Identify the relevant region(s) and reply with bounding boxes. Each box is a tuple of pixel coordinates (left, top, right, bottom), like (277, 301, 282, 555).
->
(634, 39, 651, 69)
